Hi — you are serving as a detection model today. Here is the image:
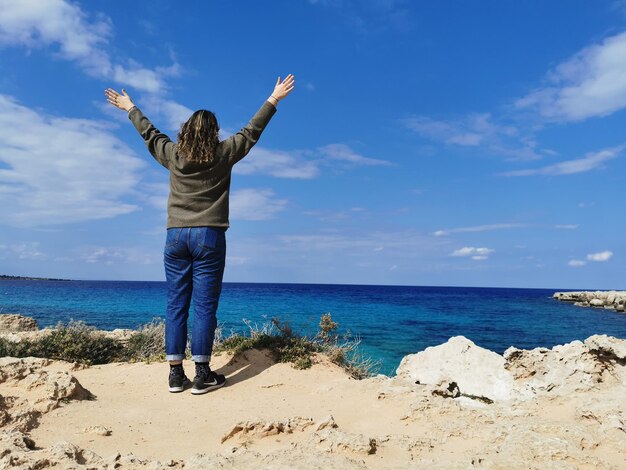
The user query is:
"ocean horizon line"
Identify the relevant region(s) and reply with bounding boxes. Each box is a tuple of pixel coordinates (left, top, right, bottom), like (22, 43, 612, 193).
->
(1, 274, 620, 292)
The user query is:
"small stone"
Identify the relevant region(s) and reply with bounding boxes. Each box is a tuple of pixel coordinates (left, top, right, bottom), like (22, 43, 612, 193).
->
(315, 415, 338, 431)
(431, 380, 461, 399)
(83, 425, 112, 436)
(0, 314, 38, 332)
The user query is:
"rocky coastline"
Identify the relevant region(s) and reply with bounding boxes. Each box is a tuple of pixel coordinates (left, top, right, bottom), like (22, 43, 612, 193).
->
(1, 313, 625, 468)
(553, 290, 626, 312)
(0, 275, 71, 281)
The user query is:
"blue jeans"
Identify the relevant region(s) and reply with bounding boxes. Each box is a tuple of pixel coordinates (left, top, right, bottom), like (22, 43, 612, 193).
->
(164, 226, 226, 362)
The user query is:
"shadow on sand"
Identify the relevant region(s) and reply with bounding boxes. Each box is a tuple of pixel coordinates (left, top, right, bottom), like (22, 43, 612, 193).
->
(214, 349, 277, 387)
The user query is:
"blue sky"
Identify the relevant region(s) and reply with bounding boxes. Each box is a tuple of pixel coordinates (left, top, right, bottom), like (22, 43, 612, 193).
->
(0, 0, 625, 288)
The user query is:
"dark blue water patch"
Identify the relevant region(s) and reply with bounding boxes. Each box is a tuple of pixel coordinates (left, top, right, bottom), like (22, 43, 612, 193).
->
(1, 281, 625, 375)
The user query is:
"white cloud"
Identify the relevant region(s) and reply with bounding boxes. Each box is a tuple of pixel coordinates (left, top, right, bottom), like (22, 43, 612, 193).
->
(230, 188, 288, 221)
(501, 146, 623, 177)
(516, 31, 626, 121)
(140, 182, 169, 210)
(404, 113, 543, 161)
(404, 113, 508, 147)
(0, 242, 46, 260)
(434, 223, 527, 237)
(0, 0, 111, 75)
(450, 247, 495, 260)
(0, 94, 144, 226)
(0, 0, 177, 94)
(568, 259, 586, 267)
(141, 96, 193, 132)
(112, 63, 168, 95)
(226, 256, 248, 266)
(555, 224, 579, 230)
(235, 143, 389, 179)
(405, 30, 626, 173)
(234, 147, 320, 179)
(279, 230, 442, 256)
(587, 250, 613, 262)
(82, 246, 155, 265)
(318, 143, 391, 166)
(226, 228, 452, 284)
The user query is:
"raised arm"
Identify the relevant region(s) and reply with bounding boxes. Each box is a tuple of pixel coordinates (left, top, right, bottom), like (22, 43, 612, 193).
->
(104, 88, 173, 169)
(223, 74, 295, 165)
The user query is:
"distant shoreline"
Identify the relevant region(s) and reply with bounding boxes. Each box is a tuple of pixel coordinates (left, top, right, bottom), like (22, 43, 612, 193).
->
(0, 276, 615, 291)
(0, 275, 71, 282)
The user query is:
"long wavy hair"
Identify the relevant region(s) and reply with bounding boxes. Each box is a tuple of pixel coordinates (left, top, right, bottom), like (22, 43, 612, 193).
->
(176, 110, 219, 163)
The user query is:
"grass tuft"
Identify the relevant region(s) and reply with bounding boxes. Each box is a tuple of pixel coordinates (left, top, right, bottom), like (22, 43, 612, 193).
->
(124, 318, 166, 362)
(0, 321, 123, 365)
(0, 314, 380, 378)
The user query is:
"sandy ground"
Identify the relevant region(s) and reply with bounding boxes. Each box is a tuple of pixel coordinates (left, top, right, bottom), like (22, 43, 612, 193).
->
(1, 329, 626, 469)
(0, 347, 617, 469)
(30, 351, 408, 464)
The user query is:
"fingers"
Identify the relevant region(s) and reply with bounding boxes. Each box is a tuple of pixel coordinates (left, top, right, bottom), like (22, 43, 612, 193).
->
(281, 74, 295, 94)
(122, 88, 129, 97)
(104, 89, 119, 101)
(276, 77, 281, 86)
(104, 88, 123, 108)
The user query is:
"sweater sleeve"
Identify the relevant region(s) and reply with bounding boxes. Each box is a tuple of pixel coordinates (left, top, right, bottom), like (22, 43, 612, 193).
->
(128, 107, 174, 169)
(221, 101, 277, 165)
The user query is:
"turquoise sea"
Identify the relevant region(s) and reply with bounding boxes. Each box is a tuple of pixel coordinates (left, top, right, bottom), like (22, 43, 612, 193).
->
(2, 280, 626, 375)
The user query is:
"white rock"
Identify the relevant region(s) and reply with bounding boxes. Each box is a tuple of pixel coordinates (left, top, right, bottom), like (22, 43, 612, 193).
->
(584, 335, 626, 360)
(396, 336, 517, 402)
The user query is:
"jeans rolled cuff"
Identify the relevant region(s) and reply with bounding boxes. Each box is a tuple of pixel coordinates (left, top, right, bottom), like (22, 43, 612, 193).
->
(191, 355, 211, 363)
(166, 354, 185, 361)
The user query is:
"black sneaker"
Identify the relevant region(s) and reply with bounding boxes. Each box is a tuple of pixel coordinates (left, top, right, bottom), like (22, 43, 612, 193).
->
(192, 369, 226, 395)
(168, 365, 190, 393)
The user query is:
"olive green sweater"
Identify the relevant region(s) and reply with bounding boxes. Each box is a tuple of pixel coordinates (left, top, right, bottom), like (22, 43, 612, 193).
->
(128, 101, 277, 228)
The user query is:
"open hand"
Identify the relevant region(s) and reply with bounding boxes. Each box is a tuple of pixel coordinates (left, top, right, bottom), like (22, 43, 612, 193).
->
(105, 88, 135, 112)
(271, 74, 295, 101)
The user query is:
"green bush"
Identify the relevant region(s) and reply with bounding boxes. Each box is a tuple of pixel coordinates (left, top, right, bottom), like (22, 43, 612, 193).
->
(0, 321, 123, 365)
(215, 318, 319, 369)
(0, 314, 379, 378)
(318, 313, 339, 344)
(124, 318, 166, 362)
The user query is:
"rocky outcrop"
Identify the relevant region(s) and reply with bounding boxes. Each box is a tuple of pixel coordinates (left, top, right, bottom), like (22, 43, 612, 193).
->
(504, 334, 626, 397)
(0, 320, 134, 345)
(2, 334, 626, 469)
(396, 336, 521, 402)
(0, 357, 97, 468)
(0, 314, 38, 332)
(221, 417, 316, 443)
(0, 357, 92, 433)
(396, 334, 626, 403)
(221, 415, 376, 456)
(553, 290, 626, 312)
